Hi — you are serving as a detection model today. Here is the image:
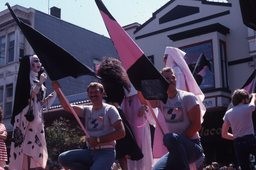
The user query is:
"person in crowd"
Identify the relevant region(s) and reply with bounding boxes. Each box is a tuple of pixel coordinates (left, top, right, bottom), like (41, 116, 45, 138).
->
(153, 46, 205, 168)
(96, 57, 145, 170)
(222, 89, 256, 170)
(0, 107, 7, 170)
(163, 46, 205, 121)
(121, 86, 154, 170)
(58, 82, 126, 170)
(152, 67, 205, 170)
(9, 54, 56, 170)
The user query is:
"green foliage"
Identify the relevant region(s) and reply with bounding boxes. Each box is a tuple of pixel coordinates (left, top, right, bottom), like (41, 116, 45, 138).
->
(45, 116, 85, 162)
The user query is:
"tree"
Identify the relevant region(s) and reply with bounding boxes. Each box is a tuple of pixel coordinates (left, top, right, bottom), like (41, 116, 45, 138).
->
(45, 116, 85, 169)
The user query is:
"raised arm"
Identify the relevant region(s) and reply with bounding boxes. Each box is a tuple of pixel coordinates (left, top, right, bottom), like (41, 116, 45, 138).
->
(72, 105, 85, 118)
(250, 93, 256, 106)
(86, 119, 125, 147)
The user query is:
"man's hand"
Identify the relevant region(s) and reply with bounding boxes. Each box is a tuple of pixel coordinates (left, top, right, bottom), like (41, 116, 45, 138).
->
(39, 72, 47, 84)
(138, 105, 148, 117)
(86, 136, 99, 147)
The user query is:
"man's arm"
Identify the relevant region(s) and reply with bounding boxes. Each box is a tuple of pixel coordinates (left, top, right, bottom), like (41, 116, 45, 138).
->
(100, 120, 126, 142)
(221, 121, 234, 140)
(184, 104, 201, 138)
(87, 120, 125, 147)
(72, 105, 84, 118)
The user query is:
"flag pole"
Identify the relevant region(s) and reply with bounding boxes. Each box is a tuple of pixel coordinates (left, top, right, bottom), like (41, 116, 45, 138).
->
(52, 81, 89, 137)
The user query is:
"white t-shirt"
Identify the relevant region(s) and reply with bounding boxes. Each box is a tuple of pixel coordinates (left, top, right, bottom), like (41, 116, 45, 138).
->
(223, 103, 255, 138)
(161, 90, 200, 139)
(83, 103, 121, 146)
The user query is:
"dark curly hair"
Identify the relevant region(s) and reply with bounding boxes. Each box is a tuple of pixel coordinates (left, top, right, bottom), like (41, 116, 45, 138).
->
(97, 57, 131, 105)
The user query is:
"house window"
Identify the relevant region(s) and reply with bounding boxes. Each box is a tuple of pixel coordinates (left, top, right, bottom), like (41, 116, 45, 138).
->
(0, 36, 5, 65)
(5, 84, 13, 116)
(19, 48, 24, 58)
(7, 32, 15, 63)
(220, 40, 228, 88)
(19, 32, 25, 59)
(181, 40, 215, 90)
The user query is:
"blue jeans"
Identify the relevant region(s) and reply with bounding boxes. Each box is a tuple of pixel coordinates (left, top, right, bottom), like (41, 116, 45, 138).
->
(153, 133, 204, 170)
(233, 134, 256, 170)
(58, 148, 115, 170)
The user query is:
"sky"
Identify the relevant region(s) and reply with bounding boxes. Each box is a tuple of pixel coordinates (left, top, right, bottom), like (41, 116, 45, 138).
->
(1, 0, 170, 37)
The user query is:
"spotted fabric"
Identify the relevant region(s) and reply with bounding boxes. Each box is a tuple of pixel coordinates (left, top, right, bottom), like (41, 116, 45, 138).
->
(9, 80, 49, 170)
(9, 103, 47, 170)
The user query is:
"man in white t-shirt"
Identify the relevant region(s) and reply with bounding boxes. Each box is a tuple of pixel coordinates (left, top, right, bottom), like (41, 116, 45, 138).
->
(58, 82, 125, 170)
(152, 67, 204, 170)
(222, 89, 256, 170)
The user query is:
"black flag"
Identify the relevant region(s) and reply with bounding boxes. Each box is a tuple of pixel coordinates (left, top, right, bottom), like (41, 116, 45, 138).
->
(239, 0, 256, 31)
(242, 69, 256, 93)
(192, 53, 211, 85)
(6, 3, 96, 81)
(241, 69, 256, 131)
(6, 3, 94, 135)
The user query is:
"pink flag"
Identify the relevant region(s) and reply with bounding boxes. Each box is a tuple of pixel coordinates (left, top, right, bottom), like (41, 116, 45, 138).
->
(95, 0, 169, 102)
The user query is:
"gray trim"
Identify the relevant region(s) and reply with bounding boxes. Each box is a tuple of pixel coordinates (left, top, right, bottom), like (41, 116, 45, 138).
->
(135, 10, 230, 40)
(228, 57, 253, 66)
(201, 0, 232, 7)
(168, 23, 229, 41)
(159, 5, 199, 24)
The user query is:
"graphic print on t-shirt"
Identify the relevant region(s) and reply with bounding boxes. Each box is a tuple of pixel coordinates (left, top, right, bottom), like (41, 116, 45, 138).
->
(164, 101, 184, 123)
(87, 110, 104, 131)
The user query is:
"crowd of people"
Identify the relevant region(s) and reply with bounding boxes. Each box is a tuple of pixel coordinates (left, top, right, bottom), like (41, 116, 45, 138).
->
(0, 47, 255, 170)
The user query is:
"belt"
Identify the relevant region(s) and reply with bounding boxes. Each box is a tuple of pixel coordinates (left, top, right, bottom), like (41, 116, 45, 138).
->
(89, 145, 114, 150)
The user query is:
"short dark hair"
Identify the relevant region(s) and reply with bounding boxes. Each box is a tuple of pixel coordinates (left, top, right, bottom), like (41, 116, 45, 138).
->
(231, 89, 249, 106)
(87, 82, 104, 94)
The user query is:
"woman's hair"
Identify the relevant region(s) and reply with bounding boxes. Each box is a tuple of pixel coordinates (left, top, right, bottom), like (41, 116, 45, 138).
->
(97, 57, 131, 105)
(231, 89, 249, 106)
